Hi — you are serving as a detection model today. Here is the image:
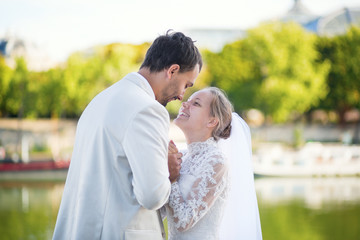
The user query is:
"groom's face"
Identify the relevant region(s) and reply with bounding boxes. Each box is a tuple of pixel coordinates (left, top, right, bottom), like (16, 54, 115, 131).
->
(159, 64, 200, 106)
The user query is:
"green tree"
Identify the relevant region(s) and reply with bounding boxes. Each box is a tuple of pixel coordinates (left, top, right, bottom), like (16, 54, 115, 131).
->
(60, 43, 149, 117)
(3, 58, 29, 117)
(206, 22, 330, 122)
(31, 68, 65, 118)
(0, 55, 13, 117)
(317, 26, 360, 124)
(0, 43, 149, 119)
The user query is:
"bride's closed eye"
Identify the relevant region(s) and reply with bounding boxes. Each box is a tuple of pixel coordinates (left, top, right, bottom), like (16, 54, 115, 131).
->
(189, 97, 201, 107)
(193, 101, 201, 107)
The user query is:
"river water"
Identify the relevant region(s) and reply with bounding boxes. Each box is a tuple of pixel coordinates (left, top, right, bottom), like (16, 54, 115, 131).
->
(0, 177, 359, 240)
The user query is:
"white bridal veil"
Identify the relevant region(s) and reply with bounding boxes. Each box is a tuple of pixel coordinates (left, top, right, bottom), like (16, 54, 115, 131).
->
(218, 113, 262, 239)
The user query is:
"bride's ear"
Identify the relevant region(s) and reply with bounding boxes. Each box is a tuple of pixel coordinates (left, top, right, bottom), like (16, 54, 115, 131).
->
(207, 117, 219, 129)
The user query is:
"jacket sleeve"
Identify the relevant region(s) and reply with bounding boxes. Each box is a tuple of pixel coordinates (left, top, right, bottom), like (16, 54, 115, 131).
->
(122, 102, 171, 210)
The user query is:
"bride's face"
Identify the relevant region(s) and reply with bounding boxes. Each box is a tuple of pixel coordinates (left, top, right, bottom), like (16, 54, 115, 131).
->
(174, 90, 214, 134)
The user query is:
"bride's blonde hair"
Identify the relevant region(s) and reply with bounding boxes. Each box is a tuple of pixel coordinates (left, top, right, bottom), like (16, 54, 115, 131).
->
(204, 87, 234, 141)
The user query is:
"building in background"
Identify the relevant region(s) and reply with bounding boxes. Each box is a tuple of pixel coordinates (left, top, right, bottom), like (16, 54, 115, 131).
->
(186, 0, 360, 52)
(184, 28, 245, 52)
(0, 34, 54, 71)
(280, 0, 360, 36)
(1, 0, 359, 69)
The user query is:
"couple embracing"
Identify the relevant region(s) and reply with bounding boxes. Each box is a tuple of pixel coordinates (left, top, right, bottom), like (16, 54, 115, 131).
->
(53, 30, 262, 240)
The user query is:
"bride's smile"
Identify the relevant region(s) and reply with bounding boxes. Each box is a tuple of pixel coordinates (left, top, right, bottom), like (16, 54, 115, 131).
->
(177, 111, 190, 118)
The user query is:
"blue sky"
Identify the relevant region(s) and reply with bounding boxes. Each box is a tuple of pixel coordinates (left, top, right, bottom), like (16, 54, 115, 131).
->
(1, 0, 360, 62)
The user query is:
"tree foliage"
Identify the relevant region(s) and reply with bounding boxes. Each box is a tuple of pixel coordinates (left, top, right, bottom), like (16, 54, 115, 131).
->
(316, 26, 360, 123)
(0, 43, 149, 118)
(3, 58, 29, 117)
(205, 22, 330, 122)
(1, 25, 359, 124)
(0, 55, 13, 117)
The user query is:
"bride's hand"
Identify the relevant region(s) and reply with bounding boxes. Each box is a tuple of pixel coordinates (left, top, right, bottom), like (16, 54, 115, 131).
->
(168, 140, 179, 154)
(168, 140, 182, 182)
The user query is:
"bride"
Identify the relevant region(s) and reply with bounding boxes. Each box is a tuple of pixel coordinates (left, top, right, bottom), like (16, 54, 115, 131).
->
(166, 87, 262, 239)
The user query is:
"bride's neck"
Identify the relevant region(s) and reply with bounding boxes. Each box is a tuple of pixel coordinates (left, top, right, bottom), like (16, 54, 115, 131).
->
(184, 131, 212, 144)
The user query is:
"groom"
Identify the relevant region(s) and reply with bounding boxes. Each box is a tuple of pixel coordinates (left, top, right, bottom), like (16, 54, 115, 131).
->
(53, 31, 202, 240)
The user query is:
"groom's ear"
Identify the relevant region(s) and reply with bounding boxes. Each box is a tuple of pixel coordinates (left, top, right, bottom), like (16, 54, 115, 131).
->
(167, 64, 180, 80)
(207, 117, 219, 128)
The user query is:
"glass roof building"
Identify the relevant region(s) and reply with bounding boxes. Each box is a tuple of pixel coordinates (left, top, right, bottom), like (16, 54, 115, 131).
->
(280, 0, 360, 36)
(0, 35, 53, 71)
(186, 0, 360, 52)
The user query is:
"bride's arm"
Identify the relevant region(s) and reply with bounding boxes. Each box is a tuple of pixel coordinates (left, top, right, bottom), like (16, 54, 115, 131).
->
(167, 155, 228, 232)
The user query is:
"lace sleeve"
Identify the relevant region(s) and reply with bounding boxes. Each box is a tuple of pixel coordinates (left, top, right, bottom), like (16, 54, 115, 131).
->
(167, 155, 228, 232)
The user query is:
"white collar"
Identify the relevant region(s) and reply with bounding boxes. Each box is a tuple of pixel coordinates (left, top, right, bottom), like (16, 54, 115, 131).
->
(128, 72, 155, 99)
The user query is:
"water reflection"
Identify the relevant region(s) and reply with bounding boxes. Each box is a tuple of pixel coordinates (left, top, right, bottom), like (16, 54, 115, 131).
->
(0, 181, 64, 240)
(255, 177, 360, 209)
(0, 178, 359, 240)
(255, 177, 360, 240)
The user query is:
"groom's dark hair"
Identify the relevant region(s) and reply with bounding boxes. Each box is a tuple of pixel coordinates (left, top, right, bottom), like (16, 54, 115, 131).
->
(140, 30, 202, 73)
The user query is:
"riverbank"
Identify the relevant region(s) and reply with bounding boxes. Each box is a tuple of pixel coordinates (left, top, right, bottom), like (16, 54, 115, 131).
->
(1, 118, 359, 162)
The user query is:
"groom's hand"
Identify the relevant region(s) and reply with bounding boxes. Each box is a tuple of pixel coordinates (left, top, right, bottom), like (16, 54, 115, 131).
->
(168, 140, 182, 183)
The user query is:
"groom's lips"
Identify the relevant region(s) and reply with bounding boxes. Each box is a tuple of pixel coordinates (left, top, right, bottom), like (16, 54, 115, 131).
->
(168, 96, 179, 103)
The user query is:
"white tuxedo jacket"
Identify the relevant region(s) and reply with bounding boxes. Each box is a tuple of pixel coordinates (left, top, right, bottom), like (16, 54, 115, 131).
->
(53, 73, 171, 240)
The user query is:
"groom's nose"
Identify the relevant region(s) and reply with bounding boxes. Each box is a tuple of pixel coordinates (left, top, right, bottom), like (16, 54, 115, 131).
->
(178, 92, 185, 101)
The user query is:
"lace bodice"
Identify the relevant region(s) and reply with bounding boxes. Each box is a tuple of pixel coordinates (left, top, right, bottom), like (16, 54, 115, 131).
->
(166, 138, 229, 240)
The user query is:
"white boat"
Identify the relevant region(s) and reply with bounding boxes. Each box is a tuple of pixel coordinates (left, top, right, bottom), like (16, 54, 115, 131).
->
(252, 142, 360, 177)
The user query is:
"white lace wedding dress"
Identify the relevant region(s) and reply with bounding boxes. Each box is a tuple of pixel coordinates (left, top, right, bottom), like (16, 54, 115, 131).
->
(166, 137, 229, 240)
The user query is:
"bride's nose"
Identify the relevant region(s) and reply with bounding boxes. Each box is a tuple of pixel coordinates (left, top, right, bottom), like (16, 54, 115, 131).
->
(182, 101, 189, 108)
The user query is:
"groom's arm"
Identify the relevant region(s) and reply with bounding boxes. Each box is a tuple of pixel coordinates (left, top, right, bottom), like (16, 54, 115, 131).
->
(123, 103, 171, 210)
